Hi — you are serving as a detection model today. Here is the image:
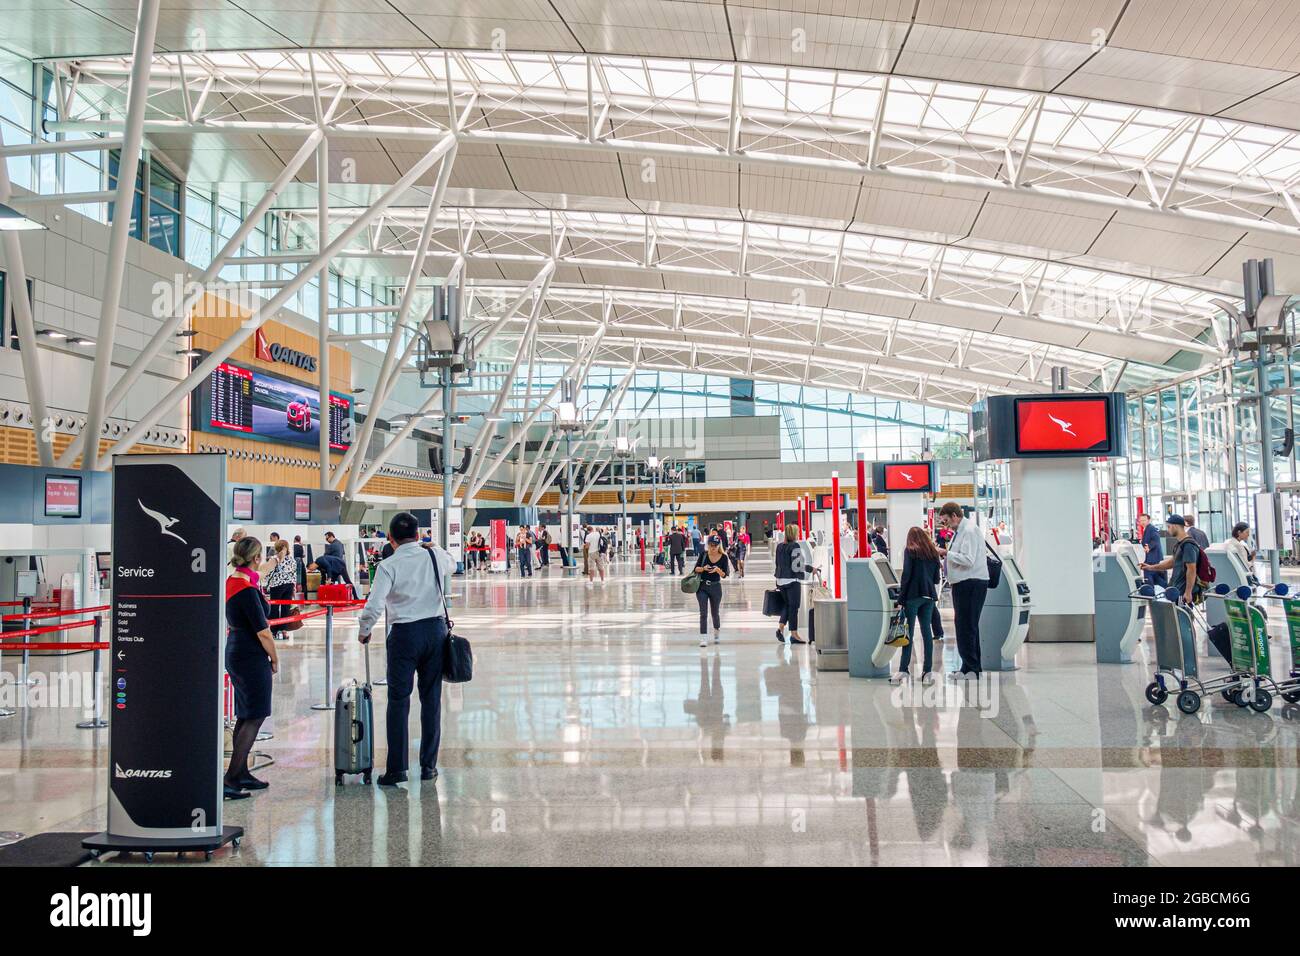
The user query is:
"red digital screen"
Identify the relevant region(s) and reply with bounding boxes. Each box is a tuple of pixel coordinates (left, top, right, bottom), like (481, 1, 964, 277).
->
(816, 493, 847, 510)
(232, 488, 254, 521)
(1015, 397, 1112, 454)
(44, 475, 82, 517)
(293, 493, 312, 521)
(883, 463, 933, 493)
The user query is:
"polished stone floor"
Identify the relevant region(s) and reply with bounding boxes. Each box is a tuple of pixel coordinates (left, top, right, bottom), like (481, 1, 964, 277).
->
(3, 551, 1299, 866)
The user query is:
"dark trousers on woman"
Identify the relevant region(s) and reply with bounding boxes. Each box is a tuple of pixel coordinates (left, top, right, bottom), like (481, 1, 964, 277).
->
(385, 616, 448, 776)
(778, 581, 802, 632)
(539, 544, 549, 566)
(268, 583, 295, 635)
(697, 582, 722, 634)
(951, 579, 987, 674)
(518, 547, 533, 576)
(899, 596, 935, 674)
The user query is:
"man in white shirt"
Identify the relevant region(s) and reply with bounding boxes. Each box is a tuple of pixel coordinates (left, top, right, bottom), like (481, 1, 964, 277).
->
(937, 501, 988, 677)
(585, 526, 609, 583)
(357, 511, 456, 786)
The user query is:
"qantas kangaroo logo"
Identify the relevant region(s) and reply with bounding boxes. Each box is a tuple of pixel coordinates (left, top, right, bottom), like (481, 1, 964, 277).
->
(1047, 413, 1076, 437)
(899, 471, 915, 484)
(138, 500, 187, 545)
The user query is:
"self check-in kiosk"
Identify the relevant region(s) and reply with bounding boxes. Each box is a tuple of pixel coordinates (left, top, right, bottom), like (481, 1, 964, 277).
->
(1205, 545, 1250, 631)
(978, 549, 1031, 670)
(846, 554, 903, 679)
(1093, 542, 1145, 664)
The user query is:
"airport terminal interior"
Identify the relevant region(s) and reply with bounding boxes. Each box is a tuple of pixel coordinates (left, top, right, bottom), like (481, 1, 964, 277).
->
(3, 0, 1300, 869)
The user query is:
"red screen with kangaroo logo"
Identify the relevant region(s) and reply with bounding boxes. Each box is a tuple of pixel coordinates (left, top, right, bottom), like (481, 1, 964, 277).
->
(883, 463, 933, 492)
(1015, 397, 1111, 454)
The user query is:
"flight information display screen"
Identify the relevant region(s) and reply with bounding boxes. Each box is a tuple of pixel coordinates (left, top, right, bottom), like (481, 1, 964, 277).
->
(197, 358, 352, 451)
(1014, 396, 1113, 455)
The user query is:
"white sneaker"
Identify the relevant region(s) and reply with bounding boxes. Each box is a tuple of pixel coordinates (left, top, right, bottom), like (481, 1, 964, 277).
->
(713, 630, 721, 643)
(699, 637, 708, 647)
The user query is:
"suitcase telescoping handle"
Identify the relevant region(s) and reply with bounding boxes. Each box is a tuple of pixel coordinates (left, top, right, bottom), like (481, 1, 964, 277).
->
(364, 640, 371, 689)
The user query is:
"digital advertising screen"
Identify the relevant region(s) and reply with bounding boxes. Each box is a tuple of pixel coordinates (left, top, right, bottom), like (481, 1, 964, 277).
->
(814, 493, 848, 511)
(293, 493, 312, 521)
(1014, 396, 1114, 455)
(883, 462, 934, 493)
(196, 358, 352, 452)
(44, 475, 82, 517)
(232, 488, 254, 521)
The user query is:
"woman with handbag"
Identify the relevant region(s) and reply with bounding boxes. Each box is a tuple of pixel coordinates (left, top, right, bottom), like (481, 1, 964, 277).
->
(772, 523, 807, 645)
(692, 535, 731, 647)
(261, 538, 298, 641)
(895, 526, 942, 682)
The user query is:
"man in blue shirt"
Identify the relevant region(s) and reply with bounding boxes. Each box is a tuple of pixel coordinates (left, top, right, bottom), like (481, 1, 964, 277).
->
(1136, 513, 1166, 587)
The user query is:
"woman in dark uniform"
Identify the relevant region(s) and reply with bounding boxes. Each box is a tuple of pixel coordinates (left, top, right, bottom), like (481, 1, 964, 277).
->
(225, 536, 278, 799)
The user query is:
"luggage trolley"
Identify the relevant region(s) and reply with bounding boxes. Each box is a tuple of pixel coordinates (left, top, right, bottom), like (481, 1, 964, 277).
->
(1141, 585, 1244, 715)
(1211, 580, 1294, 712)
(1271, 589, 1300, 718)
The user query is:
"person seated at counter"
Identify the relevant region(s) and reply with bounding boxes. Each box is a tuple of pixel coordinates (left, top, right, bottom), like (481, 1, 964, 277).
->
(225, 536, 278, 800)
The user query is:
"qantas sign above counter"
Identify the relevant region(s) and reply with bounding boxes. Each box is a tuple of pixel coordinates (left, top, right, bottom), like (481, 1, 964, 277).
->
(972, 392, 1127, 461)
(871, 461, 937, 494)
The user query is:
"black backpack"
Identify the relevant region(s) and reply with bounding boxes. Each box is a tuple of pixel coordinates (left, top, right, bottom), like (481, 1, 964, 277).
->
(599, 534, 609, 556)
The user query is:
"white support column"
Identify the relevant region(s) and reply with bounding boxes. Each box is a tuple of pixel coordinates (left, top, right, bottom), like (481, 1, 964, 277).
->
(316, 136, 331, 488)
(341, 143, 458, 496)
(80, 0, 160, 473)
(0, 129, 53, 466)
(57, 127, 324, 468)
(457, 277, 552, 501)
(469, 330, 606, 501)
(99, 132, 456, 467)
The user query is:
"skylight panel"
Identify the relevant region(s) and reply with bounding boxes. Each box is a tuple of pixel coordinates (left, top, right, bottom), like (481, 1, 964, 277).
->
(1059, 118, 1120, 150)
(832, 85, 878, 120)
(512, 59, 562, 89)
(648, 67, 692, 98)
(694, 70, 732, 105)
(923, 96, 977, 131)
(378, 53, 419, 78)
(334, 53, 378, 76)
(743, 79, 786, 111)
(884, 90, 927, 126)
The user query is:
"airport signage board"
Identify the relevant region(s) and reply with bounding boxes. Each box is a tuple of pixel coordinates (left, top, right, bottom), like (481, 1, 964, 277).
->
(490, 520, 507, 572)
(871, 461, 937, 494)
(44, 474, 82, 517)
(107, 454, 225, 840)
(194, 356, 353, 452)
(232, 487, 254, 521)
(972, 392, 1127, 461)
(293, 492, 312, 521)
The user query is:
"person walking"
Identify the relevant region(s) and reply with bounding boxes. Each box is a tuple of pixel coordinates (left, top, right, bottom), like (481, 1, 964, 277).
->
(693, 534, 731, 647)
(586, 524, 610, 584)
(224, 536, 278, 800)
(691, 524, 703, 557)
(736, 527, 750, 577)
(261, 538, 297, 640)
(537, 525, 551, 568)
(870, 525, 889, 557)
(937, 502, 988, 678)
(895, 527, 942, 682)
(668, 524, 688, 574)
(773, 523, 807, 645)
(357, 512, 456, 786)
(515, 526, 534, 577)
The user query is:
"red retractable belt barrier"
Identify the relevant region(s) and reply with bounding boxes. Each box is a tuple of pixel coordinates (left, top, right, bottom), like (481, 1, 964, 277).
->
(264, 598, 364, 628)
(1, 604, 110, 622)
(0, 617, 105, 650)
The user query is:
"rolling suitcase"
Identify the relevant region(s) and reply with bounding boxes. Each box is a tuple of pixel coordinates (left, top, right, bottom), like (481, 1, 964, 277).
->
(334, 643, 373, 785)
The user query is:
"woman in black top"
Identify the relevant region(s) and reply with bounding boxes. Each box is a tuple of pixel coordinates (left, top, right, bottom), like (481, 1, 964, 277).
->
(225, 536, 279, 799)
(693, 536, 730, 647)
(895, 526, 942, 681)
(773, 523, 807, 644)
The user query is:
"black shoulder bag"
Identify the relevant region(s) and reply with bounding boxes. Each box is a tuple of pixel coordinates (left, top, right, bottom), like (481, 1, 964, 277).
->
(985, 541, 1004, 591)
(430, 549, 473, 683)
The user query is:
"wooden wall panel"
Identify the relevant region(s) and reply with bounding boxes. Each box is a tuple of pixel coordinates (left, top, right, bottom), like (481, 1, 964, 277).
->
(0, 425, 179, 468)
(537, 483, 976, 508)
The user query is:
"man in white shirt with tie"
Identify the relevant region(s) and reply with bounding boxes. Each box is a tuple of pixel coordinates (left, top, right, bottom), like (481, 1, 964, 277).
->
(937, 501, 988, 678)
(358, 512, 456, 786)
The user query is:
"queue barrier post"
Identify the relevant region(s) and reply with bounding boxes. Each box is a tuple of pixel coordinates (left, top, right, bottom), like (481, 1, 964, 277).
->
(16, 596, 38, 688)
(76, 616, 108, 730)
(310, 604, 336, 711)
